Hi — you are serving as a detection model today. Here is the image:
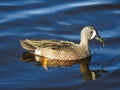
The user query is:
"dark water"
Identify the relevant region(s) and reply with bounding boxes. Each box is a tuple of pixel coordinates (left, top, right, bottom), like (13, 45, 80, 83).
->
(0, 0, 120, 90)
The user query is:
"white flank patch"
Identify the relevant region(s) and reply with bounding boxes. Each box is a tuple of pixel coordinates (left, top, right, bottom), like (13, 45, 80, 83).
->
(91, 71, 96, 80)
(91, 30, 96, 39)
(35, 49, 41, 55)
(35, 56, 40, 61)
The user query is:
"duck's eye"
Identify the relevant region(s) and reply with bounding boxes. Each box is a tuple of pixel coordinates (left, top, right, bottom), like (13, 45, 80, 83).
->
(90, 31, 93, 34)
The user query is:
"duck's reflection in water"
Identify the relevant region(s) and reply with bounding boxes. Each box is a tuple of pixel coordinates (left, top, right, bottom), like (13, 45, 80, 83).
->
(21, 52, 107, 81)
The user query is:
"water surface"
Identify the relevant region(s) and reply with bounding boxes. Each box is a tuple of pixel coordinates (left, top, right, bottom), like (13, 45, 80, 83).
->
(0, 0, 120, 90)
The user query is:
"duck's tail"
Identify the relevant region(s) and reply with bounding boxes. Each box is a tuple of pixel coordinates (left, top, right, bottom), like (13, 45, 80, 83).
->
(20, 40, 36, 51)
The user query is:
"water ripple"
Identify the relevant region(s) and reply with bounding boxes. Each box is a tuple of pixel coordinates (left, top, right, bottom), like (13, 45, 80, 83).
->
(0, 1, 118, 23)
(0, 0, 43, 6)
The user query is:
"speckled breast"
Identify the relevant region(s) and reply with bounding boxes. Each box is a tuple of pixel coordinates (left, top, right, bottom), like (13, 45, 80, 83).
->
(21, 52, 91, 67)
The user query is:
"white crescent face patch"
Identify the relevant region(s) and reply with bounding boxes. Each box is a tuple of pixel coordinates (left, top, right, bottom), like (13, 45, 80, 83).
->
(90, 30, 96, 40)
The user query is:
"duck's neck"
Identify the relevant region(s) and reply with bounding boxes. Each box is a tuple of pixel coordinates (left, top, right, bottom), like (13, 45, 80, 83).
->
(79, 38, 90, 50)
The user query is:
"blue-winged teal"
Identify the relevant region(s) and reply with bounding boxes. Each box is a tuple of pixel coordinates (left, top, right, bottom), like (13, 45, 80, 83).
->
(20, 26, 105, 70)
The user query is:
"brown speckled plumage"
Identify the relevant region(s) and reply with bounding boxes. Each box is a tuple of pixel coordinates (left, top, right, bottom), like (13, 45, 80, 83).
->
(21, 52, 91, 67)
(20, 39, 89, 60)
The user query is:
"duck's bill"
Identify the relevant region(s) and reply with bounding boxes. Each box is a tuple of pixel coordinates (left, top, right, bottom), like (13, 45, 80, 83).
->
(95, 36, 105, 47)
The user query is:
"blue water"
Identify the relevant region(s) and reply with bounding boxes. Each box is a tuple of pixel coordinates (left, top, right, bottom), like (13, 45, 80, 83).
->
(0, 0, 120, 90)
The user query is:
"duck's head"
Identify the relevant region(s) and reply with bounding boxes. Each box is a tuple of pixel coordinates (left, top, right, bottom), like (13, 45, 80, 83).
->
(81, 26, 105, 47)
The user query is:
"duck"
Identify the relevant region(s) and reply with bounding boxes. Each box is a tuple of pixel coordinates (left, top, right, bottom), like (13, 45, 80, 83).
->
(20, 26, 105, 70)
